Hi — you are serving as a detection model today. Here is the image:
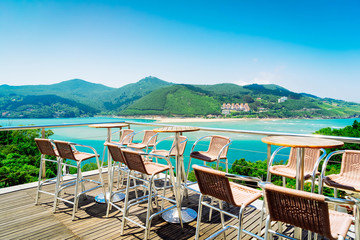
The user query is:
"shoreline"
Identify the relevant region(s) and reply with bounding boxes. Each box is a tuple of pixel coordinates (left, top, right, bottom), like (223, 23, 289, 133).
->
(112, 115, 350, 123)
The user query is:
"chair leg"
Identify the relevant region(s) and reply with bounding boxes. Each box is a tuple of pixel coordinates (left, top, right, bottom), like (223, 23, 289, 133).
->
(53, 157, 62, 213)
(144, 175, 155, 240)
(334, 188, 338, 211)
(186, 157, 193, 182)
(219, 200, 226, 240)
(95, 154, 107, 205)
(237, 205, 246, 240)
(277, 221, 283, 240)
(106, 163, 115, 218)
(161, 171, 168, 211)
(35, 155, 44, 205)
(116, 163, 121, 189)
(354, 201, 360, 240)
(79, 170, 86, 200)
(72, 163, 81, 221)
(266, 172, 271, 182)
(195, 195, 204, 240)
(209, 197, 214, 221)
(258, 200, 265, 235)
(282, 176, 286, 187)
(121, 171, 132, 235)
(264, 215, 271, 240)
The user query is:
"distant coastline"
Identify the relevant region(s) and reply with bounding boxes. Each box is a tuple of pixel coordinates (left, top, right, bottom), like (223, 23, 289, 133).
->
(111, 115, 359, 123)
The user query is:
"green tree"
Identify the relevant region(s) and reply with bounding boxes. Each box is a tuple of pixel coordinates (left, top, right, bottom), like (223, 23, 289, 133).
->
(0, 127, 54, 188)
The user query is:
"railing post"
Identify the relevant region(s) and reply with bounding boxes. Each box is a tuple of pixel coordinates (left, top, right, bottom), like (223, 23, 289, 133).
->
(41, 128, 46, 178)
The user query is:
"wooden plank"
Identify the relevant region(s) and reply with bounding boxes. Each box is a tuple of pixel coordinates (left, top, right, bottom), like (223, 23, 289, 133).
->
(0, 172, 316, 240)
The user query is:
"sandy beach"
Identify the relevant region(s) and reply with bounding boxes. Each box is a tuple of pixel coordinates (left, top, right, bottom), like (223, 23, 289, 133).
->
(146, 117, 257, 123)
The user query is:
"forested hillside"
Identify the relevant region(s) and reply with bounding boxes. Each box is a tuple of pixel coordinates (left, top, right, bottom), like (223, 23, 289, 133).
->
(1, 76, 360, 119)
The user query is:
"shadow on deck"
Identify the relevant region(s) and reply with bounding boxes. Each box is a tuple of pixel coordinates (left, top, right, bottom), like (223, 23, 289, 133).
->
(0, 172, 332, 240)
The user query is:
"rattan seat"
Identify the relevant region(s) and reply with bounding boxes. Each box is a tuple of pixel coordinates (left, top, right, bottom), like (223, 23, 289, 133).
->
(262, 183, 354, 240)
(229, 182, 262, 207)
(193, 165, 262, 240)
(324, 175, 360, 192)
(190, 151, 222, 162)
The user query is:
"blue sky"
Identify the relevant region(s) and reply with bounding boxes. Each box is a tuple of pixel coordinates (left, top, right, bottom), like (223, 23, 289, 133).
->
(0, 0, 359, 102)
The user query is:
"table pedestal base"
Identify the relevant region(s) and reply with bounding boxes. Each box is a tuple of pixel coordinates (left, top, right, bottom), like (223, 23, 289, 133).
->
(95, 192, 125, 203)
(162, 207, 197, 223)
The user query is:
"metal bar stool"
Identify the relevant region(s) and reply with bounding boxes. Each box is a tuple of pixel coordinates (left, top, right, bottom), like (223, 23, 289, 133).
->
(119, 148, 182, 240)
(320, 150, 360, 240)
(53, 140, 106, 220)
(34, 138, 61, 206)
(267, 147, 326, 192)
(193, 165, 262, 240)
(261, 182, 354, 240)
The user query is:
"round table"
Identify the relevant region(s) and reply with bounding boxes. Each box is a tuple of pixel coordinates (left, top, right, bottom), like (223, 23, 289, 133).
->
(89, 123, 129, 203)
(262, 136, 344, 190)
(154, 126, 200, 223)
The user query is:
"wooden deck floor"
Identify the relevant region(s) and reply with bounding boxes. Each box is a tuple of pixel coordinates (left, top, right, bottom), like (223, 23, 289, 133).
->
(0, 173, 317, 240)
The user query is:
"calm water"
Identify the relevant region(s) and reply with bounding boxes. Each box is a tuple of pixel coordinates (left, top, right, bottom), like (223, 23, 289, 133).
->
(1, 117, 359, 170)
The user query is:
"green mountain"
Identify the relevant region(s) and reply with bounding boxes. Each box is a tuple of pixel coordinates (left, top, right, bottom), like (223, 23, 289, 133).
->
(0, 94, 97, 118)
(102, 76, 173, 111)
(120, 85, 220, 116)
(1, 77, 360, 119)
(0, 76, 172, 117)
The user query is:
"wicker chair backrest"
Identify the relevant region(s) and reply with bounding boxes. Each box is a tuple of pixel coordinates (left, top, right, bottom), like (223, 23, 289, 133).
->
(208, 135, 230, 158)
(287, 148, 321, 172)
(142, 130, 157, 146)
(35, 138, 57, 156)
(54, 140, 76, 160)
(120, 129, 134, 145)
(105, 143, 126, 164)
(264, 184, 332, 239)
(193, 165, 236, 206)
(122, 149, 147, 175)
(340, 150, 360, 181)
(169, 136, 188, 156)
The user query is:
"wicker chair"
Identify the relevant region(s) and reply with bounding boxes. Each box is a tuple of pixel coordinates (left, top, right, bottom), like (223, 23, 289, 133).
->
(261, 183, 354, 240)
(193, 165, 262, 240)
(150, 135, 188, 162)
(104, 142, 137, 217)
(127, 130, 158, 152)
(187, 135, 232, 179)
(108, 128, 134, 189)
(267, 147, 326, 192)
(320, 150, 360, 196)
(118, 148, 182, 240)
(319, 150, 360, 237)
(34, 138, 61, 206)
(116, 129, 135, 146)
(53, 140, 106, 220)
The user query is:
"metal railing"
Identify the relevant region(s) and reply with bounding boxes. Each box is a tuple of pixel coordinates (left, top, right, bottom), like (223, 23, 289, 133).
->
(1, 120, 360, 180)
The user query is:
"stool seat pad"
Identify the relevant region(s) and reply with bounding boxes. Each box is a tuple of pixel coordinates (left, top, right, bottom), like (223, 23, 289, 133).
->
(269, 165, 319, 180)
(230, 182, 262, 207)
(328, 210, 353, 239)
(144, 162, 170, 175)
(73, 152, 98, 161)
(324, 174, 360, 192)
(190, 151, 226, 162)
